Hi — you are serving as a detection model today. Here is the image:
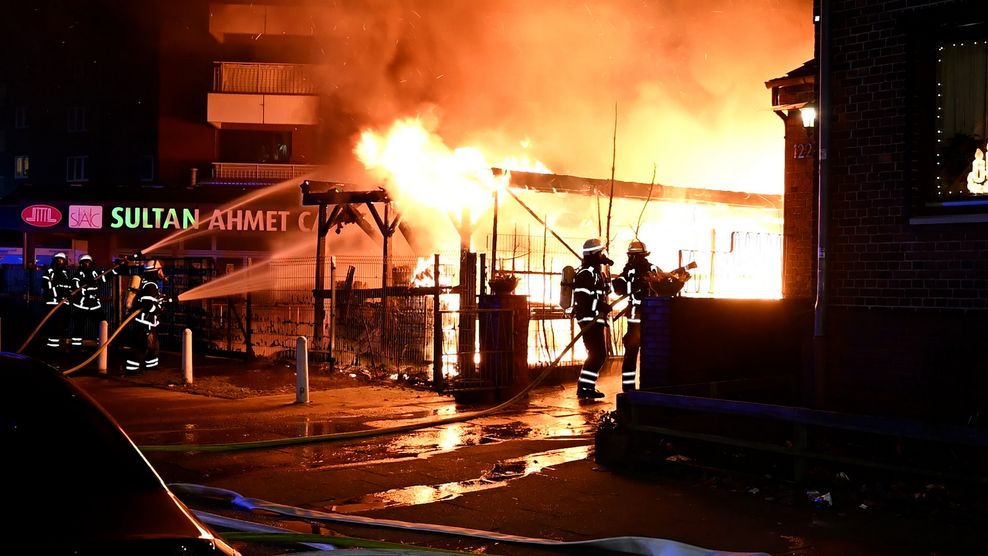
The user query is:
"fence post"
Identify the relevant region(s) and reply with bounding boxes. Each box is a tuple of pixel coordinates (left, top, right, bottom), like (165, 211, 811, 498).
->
(182, 328, 193, 385)
(98, 320, 108, 374)
(296, 336, 310, 404)
(432, 253, 444, 392)
(329, 256, 336, 373)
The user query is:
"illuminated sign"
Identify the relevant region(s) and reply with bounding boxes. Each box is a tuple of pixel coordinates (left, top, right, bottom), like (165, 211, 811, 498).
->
(69, 205, 103, 229)
(108, 206, 316, 232)
(967, 144, 987, 194)
(21, 204, 62, 227)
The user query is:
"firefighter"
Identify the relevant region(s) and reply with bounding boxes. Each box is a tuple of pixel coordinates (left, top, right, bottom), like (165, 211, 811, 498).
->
(570, 238, 614, 400)
(124, 259, 168, 374)
(612, 240, 660, 392)
(41, 252, 74, 354)
(69, 254, 115, 351)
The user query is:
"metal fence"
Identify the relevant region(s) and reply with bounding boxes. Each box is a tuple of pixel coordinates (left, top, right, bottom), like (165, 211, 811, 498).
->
(1, 230, 780, 374)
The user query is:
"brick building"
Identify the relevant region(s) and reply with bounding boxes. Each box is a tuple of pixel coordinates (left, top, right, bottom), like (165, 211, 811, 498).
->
(775, 0, 987, 422)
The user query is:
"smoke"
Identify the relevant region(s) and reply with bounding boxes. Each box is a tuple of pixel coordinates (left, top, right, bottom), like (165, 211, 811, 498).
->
(308, 0, 812, 193)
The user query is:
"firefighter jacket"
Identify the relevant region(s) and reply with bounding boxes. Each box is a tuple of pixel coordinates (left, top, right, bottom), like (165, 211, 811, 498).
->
(72, 267, 114, 311)
(132, 279, 165, 328)
(571, 264, 611, 325)
(42, 265, 74, 305)
(613, 258, 659, 323)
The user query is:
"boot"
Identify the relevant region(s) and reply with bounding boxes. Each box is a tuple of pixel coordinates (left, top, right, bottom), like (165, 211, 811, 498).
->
(577, 387, 605, 399)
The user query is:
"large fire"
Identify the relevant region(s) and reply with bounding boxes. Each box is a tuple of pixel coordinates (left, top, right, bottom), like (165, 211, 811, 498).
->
(356, 117, 509, 225)
(355, 116, 782, 376)
(354, 116, 781, 300)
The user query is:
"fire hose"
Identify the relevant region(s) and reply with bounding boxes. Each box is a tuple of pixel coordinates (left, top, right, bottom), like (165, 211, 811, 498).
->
(17, 259, 130, 354)
(175, 483, 768, 556)
(139, 293, 632, 453)
(60, 309, 143, 376)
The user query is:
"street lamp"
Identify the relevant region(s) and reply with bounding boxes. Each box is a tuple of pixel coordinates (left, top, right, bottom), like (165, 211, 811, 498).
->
(801, 104, 817, 128)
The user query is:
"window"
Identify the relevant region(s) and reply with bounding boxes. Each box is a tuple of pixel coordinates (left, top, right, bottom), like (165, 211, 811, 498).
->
(15, 106, 27, 129)
(67, 107, 87, 132)
(931, 40, 988, 207)
(905, 10, 988, 222)
(218, 129, 292, 163)
(15, 156, 29, 179)
(66, 155, 89, 183)
(140, 155, 155, 182)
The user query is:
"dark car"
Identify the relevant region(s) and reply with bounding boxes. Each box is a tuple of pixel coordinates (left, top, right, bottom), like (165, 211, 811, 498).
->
(1, 352, 238, 555)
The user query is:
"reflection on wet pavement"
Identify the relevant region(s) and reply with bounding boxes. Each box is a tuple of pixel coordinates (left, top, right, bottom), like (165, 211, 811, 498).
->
(295, 386, 609, 470)
(326, 445, 591, 513)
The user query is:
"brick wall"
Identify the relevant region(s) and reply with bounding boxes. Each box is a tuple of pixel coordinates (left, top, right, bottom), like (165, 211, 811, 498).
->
(783, 104, 818, 299)
(799, 0, 988, 420)
(825, 0, 988, 309)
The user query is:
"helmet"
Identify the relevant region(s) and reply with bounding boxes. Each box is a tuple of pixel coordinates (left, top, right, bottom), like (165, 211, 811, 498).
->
(582, 238, 604, 256)
(53, 252, 67, 260)
(143, 259, 163, 273)
(79, 254, 93, 263)
(627, 240, 650, 256)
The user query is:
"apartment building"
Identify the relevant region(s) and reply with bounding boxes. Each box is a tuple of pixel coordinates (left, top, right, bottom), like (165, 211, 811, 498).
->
(0, 1, 336, 265)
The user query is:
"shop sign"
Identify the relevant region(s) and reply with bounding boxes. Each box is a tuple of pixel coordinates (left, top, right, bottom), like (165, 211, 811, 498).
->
(21, 204, 62, 227)
(69, 205, 103, 229)
(108, 206, 316, 232)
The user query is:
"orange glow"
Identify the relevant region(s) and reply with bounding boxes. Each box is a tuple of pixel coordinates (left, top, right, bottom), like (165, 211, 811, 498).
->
(355, 117, 518, 225)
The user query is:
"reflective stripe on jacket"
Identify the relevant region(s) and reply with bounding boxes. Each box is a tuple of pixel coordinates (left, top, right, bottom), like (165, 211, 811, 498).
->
(571, 265, 611, 325)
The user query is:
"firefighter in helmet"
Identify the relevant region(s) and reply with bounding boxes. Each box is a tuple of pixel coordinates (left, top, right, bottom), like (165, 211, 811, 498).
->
(124, 259, 167, 374)
(570, 238, 614, 400)
(41, 252, 74, 354)
(612, 240, 660, 392)
(69, 254, 115, 351)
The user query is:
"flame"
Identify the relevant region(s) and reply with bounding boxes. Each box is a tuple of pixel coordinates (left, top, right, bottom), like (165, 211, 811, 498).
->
(356, 117, 520, 222)
(496, 155, 551, 175)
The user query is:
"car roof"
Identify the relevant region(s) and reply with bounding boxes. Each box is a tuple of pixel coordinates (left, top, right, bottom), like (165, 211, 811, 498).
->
(2, 352, 237, 554)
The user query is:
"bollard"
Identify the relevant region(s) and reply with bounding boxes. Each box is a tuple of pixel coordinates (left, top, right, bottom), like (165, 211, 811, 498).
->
(329, 256, 336, 373)
(295, 336, 310, 404)
(98, 320, 109, 374)
(182, 328, 193, 385)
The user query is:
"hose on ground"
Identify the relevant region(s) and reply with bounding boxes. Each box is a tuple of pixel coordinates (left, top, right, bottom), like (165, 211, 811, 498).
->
(139, 295, 631, 453)
(175, 483, 768, 556)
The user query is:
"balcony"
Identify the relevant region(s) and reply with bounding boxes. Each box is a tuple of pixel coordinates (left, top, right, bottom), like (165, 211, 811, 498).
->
(207, 62, 320, 128)
(209, 3, 327, 42)
(201, 162, 323, 186)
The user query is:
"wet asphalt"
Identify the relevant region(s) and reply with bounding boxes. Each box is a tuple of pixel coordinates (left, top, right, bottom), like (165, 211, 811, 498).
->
(74, 359, 986, 556)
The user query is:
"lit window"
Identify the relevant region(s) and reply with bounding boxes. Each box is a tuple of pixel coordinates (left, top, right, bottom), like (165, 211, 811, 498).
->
(15, 156, 29, 179)
(934, 41, 988, 203)
(66, 155, 89, 183)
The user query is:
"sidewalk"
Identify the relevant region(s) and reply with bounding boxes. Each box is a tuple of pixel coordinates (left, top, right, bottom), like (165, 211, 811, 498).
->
(73, 356, 988, 556)
(93, 349, 428, 399)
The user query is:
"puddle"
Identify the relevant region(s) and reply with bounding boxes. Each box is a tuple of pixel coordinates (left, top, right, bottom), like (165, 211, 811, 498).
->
(326, 444, 590, 513)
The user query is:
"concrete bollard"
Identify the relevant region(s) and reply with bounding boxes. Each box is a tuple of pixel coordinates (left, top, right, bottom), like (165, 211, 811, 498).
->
(295, 336, 310, 404)
(182, 328, 193, 385)
(98, 320, 109, 374)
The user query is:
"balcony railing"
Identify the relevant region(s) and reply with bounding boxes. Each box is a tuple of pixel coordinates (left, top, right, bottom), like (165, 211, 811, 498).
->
(209, 162, 321, 183)
(213, 62, 318, 95)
